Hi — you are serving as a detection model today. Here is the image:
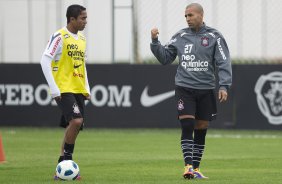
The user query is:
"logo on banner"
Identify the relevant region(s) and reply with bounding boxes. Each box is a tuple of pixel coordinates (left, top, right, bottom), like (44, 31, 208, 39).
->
(254, 71, 282, 125)
(140, 86, 174, 107)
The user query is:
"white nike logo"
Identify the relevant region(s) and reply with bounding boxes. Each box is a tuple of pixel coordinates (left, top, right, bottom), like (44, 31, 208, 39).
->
(140, 86, 174, 107)
(180, 32, 188, 37)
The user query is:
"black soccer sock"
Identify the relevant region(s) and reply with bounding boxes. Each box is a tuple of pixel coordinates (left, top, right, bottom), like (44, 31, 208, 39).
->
(180, 118, 195, 166)
(64, 143, 74, 160)
(193, 129, 207, 169)
(58, 155, 64, 163)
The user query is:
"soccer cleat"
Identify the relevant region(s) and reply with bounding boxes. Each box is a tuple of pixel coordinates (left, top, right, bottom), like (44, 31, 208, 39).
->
(74, 173, 82, 180)
(53, 175, 59, 180)
(183, 164, 194, 179)
(193, 168, 208, 179)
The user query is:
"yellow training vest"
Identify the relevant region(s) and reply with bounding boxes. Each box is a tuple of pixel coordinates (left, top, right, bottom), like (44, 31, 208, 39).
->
(51, 28, 88, 94)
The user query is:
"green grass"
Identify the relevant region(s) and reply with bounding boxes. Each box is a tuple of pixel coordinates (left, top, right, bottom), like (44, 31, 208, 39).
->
(0, 128, 282, 184)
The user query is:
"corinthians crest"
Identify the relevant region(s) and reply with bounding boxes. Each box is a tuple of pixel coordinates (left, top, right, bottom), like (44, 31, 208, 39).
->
(254, 72, 282, 125)
(73, 103, 80, 114)
(201, 37, 209, 46)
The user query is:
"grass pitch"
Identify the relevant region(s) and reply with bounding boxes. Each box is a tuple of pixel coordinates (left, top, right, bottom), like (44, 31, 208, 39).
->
(0, 128, 282, 184)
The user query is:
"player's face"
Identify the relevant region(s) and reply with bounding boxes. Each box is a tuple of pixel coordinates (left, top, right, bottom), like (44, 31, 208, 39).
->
(74, 10, 87, 31)
(185, 7, 203, 30)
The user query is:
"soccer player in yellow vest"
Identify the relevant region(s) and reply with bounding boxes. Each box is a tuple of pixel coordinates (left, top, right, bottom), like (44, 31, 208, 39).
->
(40, 4, 90, 180)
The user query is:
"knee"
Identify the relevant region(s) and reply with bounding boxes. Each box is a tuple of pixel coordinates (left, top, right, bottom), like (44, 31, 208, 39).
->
(70, 118, 83, 127)
(179, 115, 195, 120)
(195, 120, 209, 129)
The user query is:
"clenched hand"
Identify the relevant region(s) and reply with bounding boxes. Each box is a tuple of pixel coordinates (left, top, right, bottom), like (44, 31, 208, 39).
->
(151, 28, 159, 39)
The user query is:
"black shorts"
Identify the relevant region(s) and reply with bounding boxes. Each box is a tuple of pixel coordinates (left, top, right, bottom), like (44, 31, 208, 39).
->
(175, 86, 217, 121)
(55, 93, 86, 129)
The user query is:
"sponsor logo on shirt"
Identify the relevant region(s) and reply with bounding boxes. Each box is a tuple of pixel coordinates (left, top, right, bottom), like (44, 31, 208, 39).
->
(73, 72, 84, 78)
(217, 38, 227, 60)
(181, 58, 209, 71)
(181, 44, 209, 71)
(49, 36, 61, 56)
(73, 64, 82, 69)
(48, 33, 61, 49)
(180, 32, 188, 37)
(208, 32, 216, 38)
(67, 44, 85, 62)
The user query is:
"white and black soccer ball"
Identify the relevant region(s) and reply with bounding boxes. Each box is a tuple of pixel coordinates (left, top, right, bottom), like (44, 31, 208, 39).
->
(56, 160, 80, 180)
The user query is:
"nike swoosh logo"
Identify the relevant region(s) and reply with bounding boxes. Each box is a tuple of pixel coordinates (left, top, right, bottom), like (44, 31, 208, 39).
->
(74, 64, 82, 69)
(140, 86, 174, 107)
(180, 32, 187, 37)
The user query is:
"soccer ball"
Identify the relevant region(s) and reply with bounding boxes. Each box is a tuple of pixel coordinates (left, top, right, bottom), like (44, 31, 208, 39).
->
(56, 160, 80, 180)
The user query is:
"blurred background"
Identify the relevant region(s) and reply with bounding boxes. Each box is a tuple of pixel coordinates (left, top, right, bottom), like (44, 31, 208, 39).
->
(0, 0, 282, 129)
(1, 0, 282, 64)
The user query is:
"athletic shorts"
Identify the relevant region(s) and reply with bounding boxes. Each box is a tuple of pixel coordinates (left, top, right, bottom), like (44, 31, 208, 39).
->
(175, 85, 217, 121)
(55, 93, 86, 129)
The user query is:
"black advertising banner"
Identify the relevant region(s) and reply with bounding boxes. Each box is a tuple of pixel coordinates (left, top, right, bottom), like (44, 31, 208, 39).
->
(84, 64, 179, 128)
(0, 64, 180, 128)
(0, 64, 281, 130)
(233, 65, 282, 129)
(0, 64, 59, 127)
